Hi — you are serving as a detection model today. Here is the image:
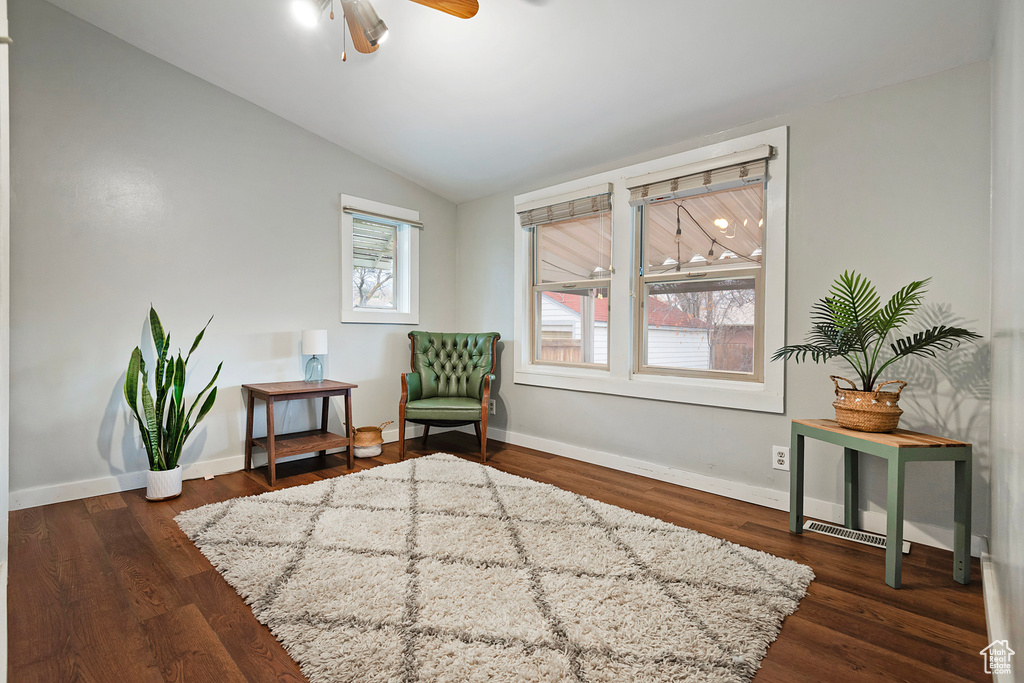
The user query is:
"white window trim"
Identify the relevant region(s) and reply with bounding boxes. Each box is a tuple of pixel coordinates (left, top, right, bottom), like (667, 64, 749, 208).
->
(340, 194, 420, 325)
(512, 126, 788, 413)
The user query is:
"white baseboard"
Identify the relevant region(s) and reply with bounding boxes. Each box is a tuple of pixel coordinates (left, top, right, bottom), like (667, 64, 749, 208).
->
(8, 424, 434, 510)
(9, 454, 246, 510)
(478, 425, 984, 557)
(980, 540, 1016, 682)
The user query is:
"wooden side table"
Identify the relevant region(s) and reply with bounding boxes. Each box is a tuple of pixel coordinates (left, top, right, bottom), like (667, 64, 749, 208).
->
(242, 380, 357, 486)
(790, 418, 972, 589)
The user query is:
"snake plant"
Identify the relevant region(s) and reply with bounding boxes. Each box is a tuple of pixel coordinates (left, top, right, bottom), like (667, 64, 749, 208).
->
(772, 271, 980, 391)
(124, 307, 223, 471)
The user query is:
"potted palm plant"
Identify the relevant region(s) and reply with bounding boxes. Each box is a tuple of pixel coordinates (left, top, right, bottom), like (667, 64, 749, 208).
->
(772, 271, 980, 432)
(124, 307, 223, 500)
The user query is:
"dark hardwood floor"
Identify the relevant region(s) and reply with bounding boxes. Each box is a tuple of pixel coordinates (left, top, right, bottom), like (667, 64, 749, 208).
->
(8, 431, 988, 682)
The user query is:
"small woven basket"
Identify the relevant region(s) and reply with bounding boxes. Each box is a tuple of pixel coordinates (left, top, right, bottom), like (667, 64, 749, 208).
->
(352, 421, 393, 458)
(831, 376, 906, 433)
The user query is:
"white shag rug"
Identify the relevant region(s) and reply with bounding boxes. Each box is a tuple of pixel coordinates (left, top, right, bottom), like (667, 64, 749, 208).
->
(176, 454, 813, 683)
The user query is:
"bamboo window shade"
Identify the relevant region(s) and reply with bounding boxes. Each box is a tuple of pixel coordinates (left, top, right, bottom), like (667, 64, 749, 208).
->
(628, 159, 768, 207)
(517, 192, 612, 228)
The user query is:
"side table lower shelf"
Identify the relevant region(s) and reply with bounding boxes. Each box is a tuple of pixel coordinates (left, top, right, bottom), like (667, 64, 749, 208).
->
(250, 430, 352, 459)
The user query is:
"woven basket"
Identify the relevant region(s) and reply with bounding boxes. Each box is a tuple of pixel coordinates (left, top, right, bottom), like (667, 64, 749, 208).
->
(831, 376, 906, 433)
(353, 421, 393, 447)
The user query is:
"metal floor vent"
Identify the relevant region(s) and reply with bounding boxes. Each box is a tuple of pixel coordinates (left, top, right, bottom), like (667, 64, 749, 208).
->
(803, 520, 911, 554)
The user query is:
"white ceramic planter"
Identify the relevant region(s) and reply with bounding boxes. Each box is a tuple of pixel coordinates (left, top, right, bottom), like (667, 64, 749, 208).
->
(146, 465, 182, 501)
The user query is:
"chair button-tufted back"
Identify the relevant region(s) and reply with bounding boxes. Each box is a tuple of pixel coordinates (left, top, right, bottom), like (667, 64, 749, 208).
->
(410, 332, 500, 400)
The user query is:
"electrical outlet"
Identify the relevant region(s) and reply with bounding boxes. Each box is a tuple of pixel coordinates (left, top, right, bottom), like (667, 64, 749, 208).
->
(489, 399, 496, 415)
(772, 445, 790, 471)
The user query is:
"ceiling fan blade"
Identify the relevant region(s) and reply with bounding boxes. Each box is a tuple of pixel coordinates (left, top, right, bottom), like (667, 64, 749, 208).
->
(407, 0, 479, 19)
(341, 0, 380, 54)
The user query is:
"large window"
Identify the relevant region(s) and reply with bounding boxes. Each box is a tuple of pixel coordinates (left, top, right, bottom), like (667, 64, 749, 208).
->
(519, 187, 612, 368)
(340, 195, 420, 324)
(512, 127, 787, 413)
(633, 161, 766, 381)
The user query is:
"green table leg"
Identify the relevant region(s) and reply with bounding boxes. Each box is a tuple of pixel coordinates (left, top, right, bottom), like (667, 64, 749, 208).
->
(885, 455, 906, 588)
(790, 431, 805, 533)
(953, 450, 972, 584)
(844, 448, 859, 529)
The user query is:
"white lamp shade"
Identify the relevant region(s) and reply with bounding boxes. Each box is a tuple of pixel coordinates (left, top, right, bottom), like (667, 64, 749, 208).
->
(301, 329, 329, 356)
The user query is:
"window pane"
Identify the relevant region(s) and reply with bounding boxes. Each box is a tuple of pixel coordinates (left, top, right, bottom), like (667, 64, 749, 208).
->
(536, 287, 609, 365)
(645, 278, 755, 373)
(644, 184, 763, 275)
(353, 218, 397, 309)
(535, 212, 612, 284)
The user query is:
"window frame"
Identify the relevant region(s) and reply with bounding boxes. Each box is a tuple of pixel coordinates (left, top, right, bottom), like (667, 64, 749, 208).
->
(633, 181, 767, 382)
(340, 194, 420, 325)
(512, 126, 787, 413)
(527, 197, 613, 370)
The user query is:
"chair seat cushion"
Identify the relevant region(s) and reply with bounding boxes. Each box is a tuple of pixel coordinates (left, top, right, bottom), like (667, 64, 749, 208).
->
(405, 397, 483, 421)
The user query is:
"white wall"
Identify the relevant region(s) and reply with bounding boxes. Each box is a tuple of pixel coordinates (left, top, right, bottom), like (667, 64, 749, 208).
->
(988, 0, 1024, 655)
(8, 0, 457, 503)
(457, 62, 992, 546)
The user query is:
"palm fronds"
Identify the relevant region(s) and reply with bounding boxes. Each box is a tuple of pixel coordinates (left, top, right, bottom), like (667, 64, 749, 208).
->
(773, 271, 980, 391)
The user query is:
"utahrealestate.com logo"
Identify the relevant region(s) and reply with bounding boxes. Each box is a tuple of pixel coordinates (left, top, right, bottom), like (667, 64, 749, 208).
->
(980, 640, 1015, 676)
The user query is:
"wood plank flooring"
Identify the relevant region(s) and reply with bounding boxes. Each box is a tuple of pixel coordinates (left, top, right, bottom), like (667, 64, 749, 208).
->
(8, 432, 989, 681)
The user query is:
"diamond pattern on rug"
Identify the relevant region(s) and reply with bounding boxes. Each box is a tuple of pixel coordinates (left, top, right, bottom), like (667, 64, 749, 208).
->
(268, 547, 409, 625)
(176, 453, 814, 683)
(516, 520, 638, 576)
(416, 558, 554, 643)
(416, 512, 519, 565)
(329, 476, 413, 510)
(313, 506, 410, 553)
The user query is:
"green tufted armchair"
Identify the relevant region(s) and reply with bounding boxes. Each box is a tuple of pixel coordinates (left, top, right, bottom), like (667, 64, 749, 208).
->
(399, 331, 500, 463)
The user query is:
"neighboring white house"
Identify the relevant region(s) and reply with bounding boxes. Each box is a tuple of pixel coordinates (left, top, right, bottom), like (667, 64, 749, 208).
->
(540, 292, 712, 368)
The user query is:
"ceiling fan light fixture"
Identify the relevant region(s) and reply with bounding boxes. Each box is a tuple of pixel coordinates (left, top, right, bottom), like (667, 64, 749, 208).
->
(292, 0, 331, 28)
(349, 0, 389, 46)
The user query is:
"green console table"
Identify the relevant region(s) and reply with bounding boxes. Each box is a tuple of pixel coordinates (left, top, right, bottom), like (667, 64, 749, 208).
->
(789, 419, 972, 589)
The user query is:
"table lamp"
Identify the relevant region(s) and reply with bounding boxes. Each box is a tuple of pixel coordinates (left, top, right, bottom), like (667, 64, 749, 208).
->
(301, 329, 328, 383)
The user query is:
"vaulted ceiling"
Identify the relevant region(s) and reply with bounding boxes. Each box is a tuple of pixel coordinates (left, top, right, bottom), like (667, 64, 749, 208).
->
(44, 0, 994, 203)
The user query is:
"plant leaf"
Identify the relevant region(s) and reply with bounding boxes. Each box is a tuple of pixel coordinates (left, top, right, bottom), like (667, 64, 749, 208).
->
(186, 315, 214, 364)
(185, 362, 223, 425)
(825, 270, 881, 350)
(124, 347, 142, 416)
(194, 387, 218, 427)
(172, 355, 186, 410)
(873, 278, 929, 335)
(771, 343, 843, 364)
(140, 366, 164, 470)
(149, 307, 165, 357)
(890, 325, 983, 360)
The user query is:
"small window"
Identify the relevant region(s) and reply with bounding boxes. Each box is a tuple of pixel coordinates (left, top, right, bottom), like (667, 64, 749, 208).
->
(519, 190, 612, 368)
(340, 195, 420, 324)
(634, 162, 765, 381)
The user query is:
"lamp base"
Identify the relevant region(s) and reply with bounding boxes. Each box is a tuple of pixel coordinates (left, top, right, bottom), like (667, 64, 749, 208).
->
(304, 355, 324, 383)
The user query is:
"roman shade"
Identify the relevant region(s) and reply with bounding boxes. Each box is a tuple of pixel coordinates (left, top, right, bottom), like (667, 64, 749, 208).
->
(628, 159, 768, 207)
(517, 188, 612, 228)
(626, 145, 772, 207)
